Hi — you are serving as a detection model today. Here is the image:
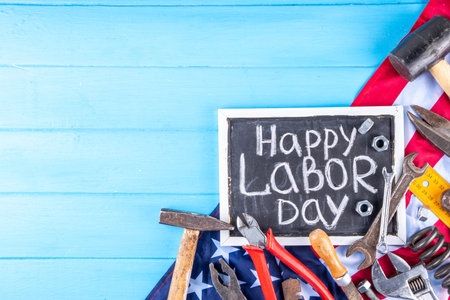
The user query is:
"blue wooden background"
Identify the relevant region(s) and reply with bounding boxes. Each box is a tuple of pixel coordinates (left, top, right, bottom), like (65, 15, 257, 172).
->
(0, 1, 427, 299)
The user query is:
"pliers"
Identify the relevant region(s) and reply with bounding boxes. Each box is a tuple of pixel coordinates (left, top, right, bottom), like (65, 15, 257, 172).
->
(209, 258, 247, 300)
(237, 213, 335, 300)
(407, 105, 450, 156)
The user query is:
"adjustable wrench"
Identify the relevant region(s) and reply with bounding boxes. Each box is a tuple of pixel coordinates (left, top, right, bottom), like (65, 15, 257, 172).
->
(372, 252, 438, 299)
(346, 152, 428, 270)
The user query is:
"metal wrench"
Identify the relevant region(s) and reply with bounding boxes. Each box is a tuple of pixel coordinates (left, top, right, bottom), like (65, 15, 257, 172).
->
(372, 252, 438, 299)
(376, 167, 395, 254)
(346, 152, 428, 270)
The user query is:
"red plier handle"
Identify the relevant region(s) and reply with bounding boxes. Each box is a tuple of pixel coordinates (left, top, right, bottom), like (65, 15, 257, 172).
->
(265, 229, 335, 300)
(243, 245, 277, 300)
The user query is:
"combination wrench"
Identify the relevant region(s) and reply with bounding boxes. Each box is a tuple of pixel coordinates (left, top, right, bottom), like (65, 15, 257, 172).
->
(346, 152, 428, 270)
(376, 167, 395, 254)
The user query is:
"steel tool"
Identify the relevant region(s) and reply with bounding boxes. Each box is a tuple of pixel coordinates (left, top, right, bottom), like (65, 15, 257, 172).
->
(389, 15, 450, 97)
(442, 189, 450, 212)
(209, 258, 247, 300)
(236, 213, 334, 300)
(407, 105, 450, 156)
(309, 229, 363, 300)
(408, 226, 450, 294)
(282, 279, 303, 300)
(376, 167, 395, 254)
(372, 252, 439, 299)
(356, 200, 373, 217)
(159, 209, 234, 300)
(357, 280, 380, 300)
(346, 152, 428, 270)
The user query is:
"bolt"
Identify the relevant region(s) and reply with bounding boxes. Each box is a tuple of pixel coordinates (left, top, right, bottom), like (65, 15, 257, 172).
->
(358, 118, 374, 135)
(357, 280, 380, 300)
(417, 205, 431, 222)
(356, 200, 373, 217)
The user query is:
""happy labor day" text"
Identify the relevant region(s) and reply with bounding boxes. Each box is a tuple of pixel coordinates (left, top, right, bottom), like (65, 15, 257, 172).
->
(239, 124, 378, 230)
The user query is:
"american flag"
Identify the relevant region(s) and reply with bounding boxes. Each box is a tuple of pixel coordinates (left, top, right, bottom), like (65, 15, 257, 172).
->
(147, 0, 450, 299)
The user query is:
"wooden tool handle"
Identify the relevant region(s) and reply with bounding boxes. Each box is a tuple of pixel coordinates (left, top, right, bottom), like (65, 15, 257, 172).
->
(429, 59, 450, 97)
(309, 229, 347, 279)
(167, 228, 200, 300)
(282, 278, 303, 300)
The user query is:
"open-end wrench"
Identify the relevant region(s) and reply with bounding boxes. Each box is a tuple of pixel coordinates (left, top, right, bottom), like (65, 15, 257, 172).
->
(346, 152, 428, 270)
(376, 167, 395, 254)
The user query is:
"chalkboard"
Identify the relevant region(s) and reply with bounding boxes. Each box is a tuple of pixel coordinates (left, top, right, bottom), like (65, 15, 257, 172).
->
(219, 107, 405, 246)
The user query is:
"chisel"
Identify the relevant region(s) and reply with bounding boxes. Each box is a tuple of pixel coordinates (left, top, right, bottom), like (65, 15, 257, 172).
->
(309, 229, 363, 300)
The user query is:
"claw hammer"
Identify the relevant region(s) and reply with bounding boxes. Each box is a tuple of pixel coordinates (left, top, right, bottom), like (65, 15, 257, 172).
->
(159, 209, 234, 300)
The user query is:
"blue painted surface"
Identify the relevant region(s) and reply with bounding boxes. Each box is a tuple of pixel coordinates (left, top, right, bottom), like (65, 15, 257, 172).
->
(0, 1, 426, 299)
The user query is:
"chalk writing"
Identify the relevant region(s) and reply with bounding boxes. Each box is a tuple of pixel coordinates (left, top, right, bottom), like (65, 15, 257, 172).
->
(227, 114, 395, 237)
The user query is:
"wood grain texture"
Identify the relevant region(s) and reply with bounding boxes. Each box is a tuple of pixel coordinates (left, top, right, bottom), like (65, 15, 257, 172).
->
(0, 67, 370, 130)
(0, 259, 173, 300)
(0, 131, 217, 193)
(0, 194, 217, 257)
(0, 2, 427, 298)
(0, 1, 428, 5)
(0, 5, 423, 66)
(168, 228, 200, 300)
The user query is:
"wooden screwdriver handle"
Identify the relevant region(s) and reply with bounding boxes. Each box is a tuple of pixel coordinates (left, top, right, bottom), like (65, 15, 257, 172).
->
(429, 59, 450, 98)
(167, 228, 200, 300)
(309, 229, 347, 279)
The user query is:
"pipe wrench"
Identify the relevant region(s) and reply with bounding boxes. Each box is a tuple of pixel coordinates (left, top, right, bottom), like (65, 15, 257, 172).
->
(236, 213, 334, 300)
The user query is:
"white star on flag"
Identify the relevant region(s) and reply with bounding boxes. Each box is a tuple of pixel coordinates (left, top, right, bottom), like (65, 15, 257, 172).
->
(211, 239, 240, 262)
(188, 271, 213, 299)
(299, 279, 320, 298)
(249, 266, 280, 288)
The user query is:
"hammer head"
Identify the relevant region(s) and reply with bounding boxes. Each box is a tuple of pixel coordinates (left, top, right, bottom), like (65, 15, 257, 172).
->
(389, 15, 450, 81)
(159, 208, 234, 231)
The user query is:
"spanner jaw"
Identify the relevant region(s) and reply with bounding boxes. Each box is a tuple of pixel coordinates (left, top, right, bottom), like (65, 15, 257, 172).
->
(372, 253, 437, 299)
(346, 241, 376, 270)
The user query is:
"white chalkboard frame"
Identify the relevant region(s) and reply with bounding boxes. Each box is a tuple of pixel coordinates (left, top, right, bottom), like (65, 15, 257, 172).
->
(218, 106, 405, 246)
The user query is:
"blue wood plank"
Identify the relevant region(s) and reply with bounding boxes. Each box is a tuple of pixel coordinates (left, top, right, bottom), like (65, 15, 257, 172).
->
(0, 1, 429, 297)
(0, 5, 424, 66)
(0, 131, 218, 193)
(0, 194, 217, 257)
(0, 259, 172, 299)
(0, 67, 372, 130)
(0, 0, 428, 4)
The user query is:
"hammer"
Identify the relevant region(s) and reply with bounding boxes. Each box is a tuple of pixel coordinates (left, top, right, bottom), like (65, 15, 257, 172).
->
(159, 208, 234, 300)
(389, 15, 450, 96)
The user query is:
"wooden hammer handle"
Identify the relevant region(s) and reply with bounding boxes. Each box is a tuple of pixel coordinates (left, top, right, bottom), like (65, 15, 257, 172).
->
(430, 59, 450, 98)
(167, 228, 200, 300)
(309, 229, 347, 279)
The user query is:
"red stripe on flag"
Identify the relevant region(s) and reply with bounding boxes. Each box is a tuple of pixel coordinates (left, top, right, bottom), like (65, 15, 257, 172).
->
(351, 0, 450, 108)
(351, 94, 450, 292)
(352, 57, 408, 107)
(350, 0, 450, 292)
